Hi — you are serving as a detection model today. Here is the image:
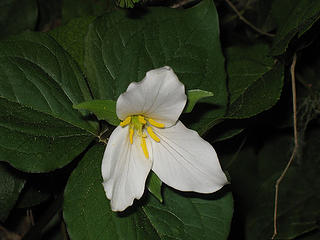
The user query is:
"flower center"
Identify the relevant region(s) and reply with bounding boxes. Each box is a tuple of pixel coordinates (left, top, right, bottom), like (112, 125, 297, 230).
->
(119, 115, 164, 159)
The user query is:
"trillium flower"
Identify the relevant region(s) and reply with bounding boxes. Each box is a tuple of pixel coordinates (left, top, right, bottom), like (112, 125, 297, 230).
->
(102, 66, 228, 211)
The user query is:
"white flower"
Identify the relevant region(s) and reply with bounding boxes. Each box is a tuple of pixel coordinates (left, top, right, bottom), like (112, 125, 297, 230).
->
(102, 66, 228, 211)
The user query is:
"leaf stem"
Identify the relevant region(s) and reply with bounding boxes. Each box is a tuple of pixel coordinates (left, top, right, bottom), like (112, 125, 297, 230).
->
(272, 53, 298, 239)
(224, 0, 275, 37)
(98, 127, 109, 144)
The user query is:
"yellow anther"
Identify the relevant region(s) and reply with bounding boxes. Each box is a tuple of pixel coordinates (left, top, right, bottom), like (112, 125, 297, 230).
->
(148, 118, 165, 128)
(138, 115, 146, 124)
(147, 127, 160, 142)
(129, 128, 134, 144)
(141, 137, 149, 159)
(120, 116, 131, 127)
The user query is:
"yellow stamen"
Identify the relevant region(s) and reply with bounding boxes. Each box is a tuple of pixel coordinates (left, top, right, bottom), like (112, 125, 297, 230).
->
(141, 137, 149, 158)
(129, 128, 134, 144)
(120, 116, 131, 127)
(138, 115, 146, 124)
(148, 118, 165, 128)
(147, 127, 160, 142)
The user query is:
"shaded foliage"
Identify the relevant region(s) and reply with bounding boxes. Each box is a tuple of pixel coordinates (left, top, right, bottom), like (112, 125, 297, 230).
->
(0, 0, 319, 239)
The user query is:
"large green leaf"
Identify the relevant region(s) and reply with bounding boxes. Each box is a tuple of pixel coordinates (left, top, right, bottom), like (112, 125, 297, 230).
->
(84, 0, 227, 135)
(0, 31, 97, 172)
(64, 144, 233, 240)
(0, 162, 25, 221)
(226, 44, 284, 118)
(0, 0, 38, 39)
(270, 0, 320, 55)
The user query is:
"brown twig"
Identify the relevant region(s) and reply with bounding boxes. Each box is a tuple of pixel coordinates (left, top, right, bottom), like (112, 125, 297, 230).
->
(98, 127, 109, 144)
(272, 54, 298, 239)
(170, 0, 194, 8)
(27, 209, 35, 226)
(61, 219, 70, 240)
(224, 0, 275, 37)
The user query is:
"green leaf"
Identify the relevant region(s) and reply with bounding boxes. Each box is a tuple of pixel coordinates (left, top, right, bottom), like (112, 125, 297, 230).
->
(270, 0, 320, 55)
(0, 0, 38, 39)
(84, 0, 227, 135)
(0, 31, 97, 172)
(49, 16, 96, 72)
(184, 89, 214, 113)
(0, 162, 25, 221)
(146, 171, 162, 203)
(0, 98, 95, 172)
(74, 100, 119, 126)
(226, 44, 274, 103)
(226, 44, 284, 118)
(64, 144, 233, 240)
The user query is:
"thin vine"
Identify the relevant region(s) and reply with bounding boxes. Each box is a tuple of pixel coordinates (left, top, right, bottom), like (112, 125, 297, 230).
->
(272, 54, 298, 239)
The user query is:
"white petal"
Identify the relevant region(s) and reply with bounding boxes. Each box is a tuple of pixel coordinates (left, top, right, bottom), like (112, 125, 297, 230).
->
(101, 126, 152, 211)
(116, 66, 187, 127)
(151, 121, 228, 193)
